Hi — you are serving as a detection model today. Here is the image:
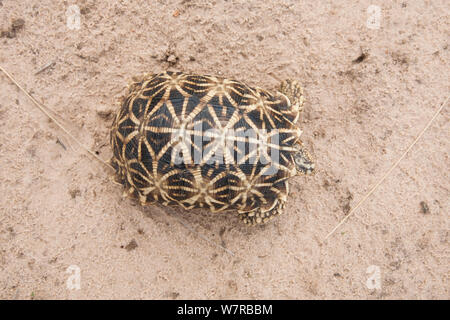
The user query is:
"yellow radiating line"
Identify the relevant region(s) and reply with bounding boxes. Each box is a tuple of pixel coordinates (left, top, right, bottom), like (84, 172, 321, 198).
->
(323, 94, 449, 242)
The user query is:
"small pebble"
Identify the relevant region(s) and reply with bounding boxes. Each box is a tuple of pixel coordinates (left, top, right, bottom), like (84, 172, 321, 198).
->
(167, 55, 177, 64)
(96, 105, 113, 118)
(420, 201, 429, 214)
(125, 239, 138, 251)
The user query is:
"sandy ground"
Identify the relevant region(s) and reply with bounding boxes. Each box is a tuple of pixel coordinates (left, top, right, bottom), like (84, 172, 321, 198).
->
(0, 0, 449, 300)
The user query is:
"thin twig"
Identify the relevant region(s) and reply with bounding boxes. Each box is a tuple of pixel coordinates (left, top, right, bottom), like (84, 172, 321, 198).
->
(34, 61, 56, 75)
(56, 137, 67, 150)
(0, 65, 114, 171)
(323, 94, 449, 243)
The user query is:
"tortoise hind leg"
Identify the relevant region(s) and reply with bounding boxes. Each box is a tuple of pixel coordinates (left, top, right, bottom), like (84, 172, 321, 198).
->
(238, 200, 285, 225)
(279, 79, 305, 113)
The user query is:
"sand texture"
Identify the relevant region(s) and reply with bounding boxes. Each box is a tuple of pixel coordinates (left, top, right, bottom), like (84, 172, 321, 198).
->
(0, 0, 449, 299)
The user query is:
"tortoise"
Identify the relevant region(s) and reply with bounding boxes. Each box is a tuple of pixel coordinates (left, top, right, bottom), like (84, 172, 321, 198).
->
(110, 71, 314, 225)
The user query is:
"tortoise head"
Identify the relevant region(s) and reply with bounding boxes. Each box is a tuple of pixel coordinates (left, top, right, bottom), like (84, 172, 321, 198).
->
(294, 145, 315, 175)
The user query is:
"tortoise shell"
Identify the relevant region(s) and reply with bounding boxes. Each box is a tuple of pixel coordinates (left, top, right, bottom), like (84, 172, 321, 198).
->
(110, 71, 314, 225)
